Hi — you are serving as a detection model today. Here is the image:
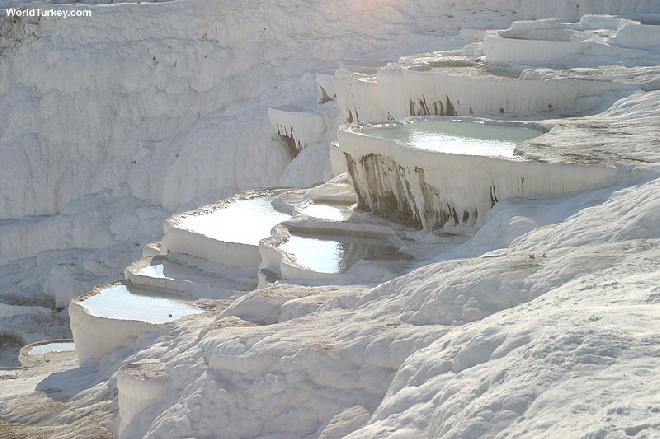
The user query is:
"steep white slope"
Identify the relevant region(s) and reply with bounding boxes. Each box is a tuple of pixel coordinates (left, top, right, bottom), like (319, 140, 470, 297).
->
(108, 174, 658, 439)
(0, 0, 529, 280)
(0, 0, 480, 221)
(351, 180, 660, 438)
(0, 194, 166, 265)
(1, 0, 654, 261)
(279, 142, 335, 188)
(0, 0, 508, 339)
(519, 0, 660, 20)
(9, 0, 647, 222)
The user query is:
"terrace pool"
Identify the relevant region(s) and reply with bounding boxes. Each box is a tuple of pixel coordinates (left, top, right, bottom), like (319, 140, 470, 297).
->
(179, 196, 291, 245)
(359, 119, 544, 158)
(299, 203, 355, 221)
(30, 341, 75, 355)
(79, 284, 203, 324)
(279, 234, 400, 274)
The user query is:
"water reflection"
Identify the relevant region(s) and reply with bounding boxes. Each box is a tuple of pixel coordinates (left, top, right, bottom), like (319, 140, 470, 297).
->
(137, 264, 166, 279)
(31, 342, 75, 355)
(362, 120, 543, 158)
(279, 235, 399, 274)
(180, 197, 291, 245)
(299, 203, 355, 221)
(80, 284, 203, 324)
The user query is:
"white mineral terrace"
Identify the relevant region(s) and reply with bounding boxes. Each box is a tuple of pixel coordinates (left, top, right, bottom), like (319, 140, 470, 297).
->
(1, 2, 659, 438)
(161, 192, 292, 267)
(267, 105, 330, 156)
(357, 119, 545, 158)
(335, 56, 637, 123)
(484, 15, 660, 67)
(333, 14, 660, 125)
(339, 117, 620, 230)
(117, 360, 169, 437)
(71, 187, 403, 364)
(69, 283, 203, 365)
(125, 254, 257, 299)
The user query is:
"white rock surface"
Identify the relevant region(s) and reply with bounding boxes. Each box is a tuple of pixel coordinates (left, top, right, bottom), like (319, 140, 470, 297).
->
(125, 254, 256, 299)
(268, 106, 329, 155)
(69, 282, 205, 366)
(0, 0, 470, 222)
(338, 117, 621, 230)
(484, 17, 660, 67)
(1, 1, 659, 438)
(113, 176, 660, 439)
(117, 359, 170, 437)
(279, 142, 335, 188)
(43, 264, 99, 309)
(337, 54, 639, 123)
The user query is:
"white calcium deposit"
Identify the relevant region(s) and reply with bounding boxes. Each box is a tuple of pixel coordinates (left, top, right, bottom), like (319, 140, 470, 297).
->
(114, 176, 660, 439)
(0, 0, 659, 438)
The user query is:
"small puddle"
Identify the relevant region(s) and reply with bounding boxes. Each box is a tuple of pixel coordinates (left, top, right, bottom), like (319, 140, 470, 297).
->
(80, 284, 203, 324)
(30, 342, 75, 355)
(279, 235, 400, 274)
(137, 264, 166, 279)
(299, 203, 355, 221)
(179, 196, 291, 245)
(360, 119, 544, 158)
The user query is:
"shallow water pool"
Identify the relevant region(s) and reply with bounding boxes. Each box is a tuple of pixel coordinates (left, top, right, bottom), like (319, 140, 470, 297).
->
(179, 196, 291, 245)
(80, 284, 203, 324)
(299, 203, 355, 221)
(30, 342, 75, 355)
(279, 235, 399, 274)
(136, 264, 166, 279)
(360, 119, 543, 158)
